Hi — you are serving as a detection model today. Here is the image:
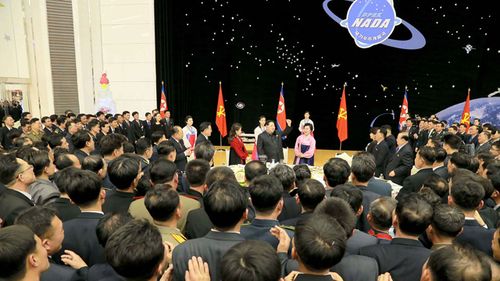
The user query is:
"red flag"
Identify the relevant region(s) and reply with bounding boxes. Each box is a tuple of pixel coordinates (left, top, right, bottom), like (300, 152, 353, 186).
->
(215, 82, 227, 137)
(460, 88, 471, 129)
(336, 84, 348, 143)
(276, 83, 287, 132)
(398, 88, 409, 131)
(160, 81, 168, 118)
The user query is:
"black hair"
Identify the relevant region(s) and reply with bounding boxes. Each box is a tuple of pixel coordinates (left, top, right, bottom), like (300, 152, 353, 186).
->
(132, 111, 139, 117)
(294, 215, 346, 272)
(0, 153, 21, 185)
(323, 157, 350, 187)
(395, 194, 433, 236)
(71, 131, 92, 150)
(418, 187, 443, 207)
(194, 142, 215, 162)
(418, 146, 437, 165)
(56, 115, 67, 126)
(368, 197, 397, 230)
(82, 155, 105, 174)
(149, 159, 177, 184)
(96, 213, 133, 247)
(184, 115, 193, 123)
(47, 134, 64, 149)
(221, 240, 281, 281)
(122, 142, 135, 154)
(249, 175, 283, 214)
(422, 174, 449, 198)
(0, 225, 37, 280)
(29, 117, 40, 125)
(264, 120, 275, 126)
(63, 168, 102, 207)
(434, 147, 447, 163)
(145, 185, 180, 221)
(41, 116, 50, 124)
(330, 184, 363, 213)
(151, 131, 166, 144)
(86, 119, 99, 131)
(269, 164, 296, 192)
(450, 152, 472, 170)
(314, 197, 357, 238)
(293, 164, 311, 187)
(100, 134, 124, 156)
(431, 204, 464, 238)
(450, 180, 484, 211)
(206, 166, 237, 188)
(298, 179, 325, 211)
(55, 153, 75, 170)
(135, 138, 152, 155)
(351, 152, 376, 182)
(105, 219, 164, 280)
(199, 121, 212, 132)
(15, 206, 58, 239)
(185, 159, 211, 187)
(22, 149, 51, 177)
(157, 140, 176, 157)
(204, 180, 247, 229)
(108, 155, 140, 190)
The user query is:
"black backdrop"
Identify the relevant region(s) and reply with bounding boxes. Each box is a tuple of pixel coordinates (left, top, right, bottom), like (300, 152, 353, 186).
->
(154, 0, 499, 150)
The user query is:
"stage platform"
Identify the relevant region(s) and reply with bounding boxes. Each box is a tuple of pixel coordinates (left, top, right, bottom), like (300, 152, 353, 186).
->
(212, 146, 359, 167)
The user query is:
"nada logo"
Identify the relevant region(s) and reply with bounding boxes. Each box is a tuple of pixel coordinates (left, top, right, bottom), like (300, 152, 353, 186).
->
(340, 0, 401, 48)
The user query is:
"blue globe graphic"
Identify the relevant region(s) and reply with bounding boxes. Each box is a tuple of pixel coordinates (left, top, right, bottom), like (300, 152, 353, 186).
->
(435, 97, 500, 126)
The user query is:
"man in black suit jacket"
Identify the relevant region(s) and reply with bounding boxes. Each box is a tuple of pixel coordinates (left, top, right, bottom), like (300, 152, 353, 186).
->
(170, 126, 192, 172)
(269, 164, 301, 222)
(367, 177, 392, 197)
(130, 112, 144, 143)
(172, 180, 247, 281)
(360, 195, 433, 281)
(397, 147, 437, 200)
(432, 146, 449, 180)
(385, 133, 414, 185)
(0, 156, 36, 226)
(257, 120, 292, 163)
(195, 121, 213, 147)
(0, 115, 18, 149)
(281, 178, 324, 226)
(163, 110, 175, 138)
(381, 125, 397, 153)
(56, 168, 106, 266)
(103, 156, 139, 214)
(372, 128, 390, 177)
(143, 112, 153, 140)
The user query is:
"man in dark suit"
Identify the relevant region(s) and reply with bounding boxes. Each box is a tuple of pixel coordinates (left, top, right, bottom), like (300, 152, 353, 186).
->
(15, 207, 77, 281)
(47, 170, 81, 222)
(372, 128, 391, 177)
(432, 147, 449, 180)
(119, 111, 132, 140)
(170, 126, 192, 172)
(367, 177, 392, 197)
(172, 180, 247, 281)
(195, 121, 213, 147)
(42, 116, 54, 135)
(257, 120, 292, 163)
(0, 156, 36, 226)
(449, 176, 495, 256)
(406, 118, 419, 150)
(385, 132, 414, 185)
(103, 156, 140, 214)
(57, 168, 106, 266)
(381, 125, 396, 153)
(143, 112, 153, 140)
(281, 178, 325, 226)
(360, 195, 433, 281)
(130, 111, 144, 143)
(0, 115, 19, 149)
(269, 164, 301, 222)
(163, 110, 175, 138)
(397, 146, 437, 200)
(476, 131, 492, 155)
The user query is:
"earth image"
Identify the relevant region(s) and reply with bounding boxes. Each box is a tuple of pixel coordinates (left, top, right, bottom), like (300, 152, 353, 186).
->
(435, 97, 500, 126)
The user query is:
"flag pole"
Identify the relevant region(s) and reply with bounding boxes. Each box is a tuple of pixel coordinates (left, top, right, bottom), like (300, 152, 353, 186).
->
(338, 82, 347, 152)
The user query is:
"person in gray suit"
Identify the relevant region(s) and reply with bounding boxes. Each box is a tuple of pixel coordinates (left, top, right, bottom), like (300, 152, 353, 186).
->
(476, 131, 492, 155)
(172, 180, 247, 281)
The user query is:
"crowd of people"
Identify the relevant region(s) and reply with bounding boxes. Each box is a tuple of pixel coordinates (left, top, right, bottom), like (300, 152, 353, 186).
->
(0, 108, 499, 281)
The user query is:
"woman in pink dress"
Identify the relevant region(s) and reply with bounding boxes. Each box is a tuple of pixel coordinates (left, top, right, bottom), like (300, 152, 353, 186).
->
(294, 124, 316, 165)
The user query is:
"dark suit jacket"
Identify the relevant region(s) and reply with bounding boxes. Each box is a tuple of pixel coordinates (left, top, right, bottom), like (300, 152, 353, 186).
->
(74, 149, 90, 164)
(195, 133, 212, 147)
(278, 192, 301, 222)
(0, 188, 35, 226)
(241, 219, 294, 250)
(281, 211, 313, 227)
(347, 229, 378, 255)
(85, 263, 125, 281)
(384, 143, 414, 185)
(142, 120, 153, 140)
(164, 118, 174, 137)
(256, 127, 291, 162)
(102, 190, 135, 214)
(170, 137, 188, 171)
(385, 135, 397, 153)
(172, 231, 245, 281)
(416, 129, 429, 148)
(367, 177, 392, 197)
(47, 197, 81, 222)
(397, 168, 436, 200)
(355, 186, 381, 232)
(359, 238, 431, 281)
(433, 165, 449, 181)
(372, 140, 390, 177)
(41, 260, 76, 281)
(119, 122, 131, 140)
(476, 142, 492, 155)
(130, 120, 144, 142)
(60, 212, 105, 266)
(456, 219, 495, 256)
(184, 208, 213, 239)
(478, 207, 498, 229)
(0, 126, 18, 149)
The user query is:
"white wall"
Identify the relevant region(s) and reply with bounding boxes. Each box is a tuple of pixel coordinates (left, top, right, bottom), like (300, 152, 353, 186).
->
(73, 0, 157, 116)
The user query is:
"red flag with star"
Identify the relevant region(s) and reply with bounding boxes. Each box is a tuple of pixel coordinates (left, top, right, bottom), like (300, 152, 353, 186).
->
(460, 88, 471, 129)
(276, 83, 287, 132)
(398, 88, 409, 131)
(336, 84, 348, 143)
(160, 81, 168, 118)
(215, 82, 227, 137)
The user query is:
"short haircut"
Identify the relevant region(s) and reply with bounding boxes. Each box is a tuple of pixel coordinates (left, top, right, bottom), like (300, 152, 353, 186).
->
(293, 164, 312, 187)
(269, 164, 295, 191)
(145, 185, 180, 221)
(206, 166, 237, 188)
(0, 225, 37, 280)
(48, 134, 65, 149)
(418, 187, 442, 207)
(422, 174, 449, 198)
(132, 111, 139, 117)
(330, 184, 363, 213)
(221, 240, 281, 281)
(56, 115, 67, 126)
(427, 244, 491, 281)
(434, 147, 447, 162)
(203, 180, 247, 229)
(135, 138, 152, 155)
(23, 149, 51, 177)
(63, 167, 102, 207)
(244, 160, 268, 182)
(54, 152, 75, 171)
(323, 157, 351, 187)
(72, 130, 92, 150)
(249, 175, 283, 214)
(29, 117, 40, 125)
(105, 219, 164, 280)
(298, 179, 325, 211)
(15, 206, 58, 239)
(122, 111, 130, 116)
(0, 153, 20, 185)
(108, 155, 140, 190)
(418, 146, 437, 165)
(395, 194, 433, 236)
(184, 115, 192, 123)
(431, 204, 464, 238)
(157, 140, 176, 157)
(86, 119, 99, 131)
(450, 180, 484, 211)
(294, 215, 346, 272)
(96, 213, 133, 247)
(368, 197, 397, 230)
(123, 142, 135, 154)
(194, 142, 215, 162)
(185, 159, 211, 186)
(149, 159, 177, 184)
(100, 134, 124, 156)
(151, 131, 165, 144)
(199, 121, 211, 132)
(314, 197, 357, 238)
(450, 152, 472, 170)
(82, 155, 105, 174)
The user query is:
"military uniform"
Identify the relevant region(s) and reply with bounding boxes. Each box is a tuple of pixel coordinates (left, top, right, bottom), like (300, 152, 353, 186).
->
(240, 219, 294, 251)
(155, 224, 187, 247)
